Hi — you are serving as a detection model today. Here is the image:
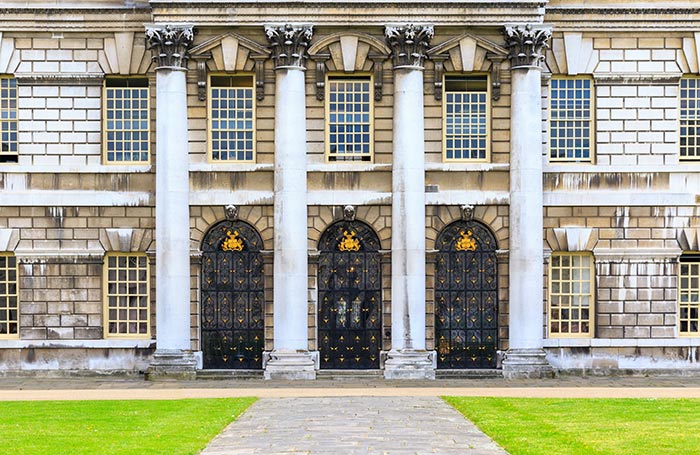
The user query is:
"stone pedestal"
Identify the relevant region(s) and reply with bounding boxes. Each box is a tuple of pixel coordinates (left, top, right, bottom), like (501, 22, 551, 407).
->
(263, 350, 316, 380)
(144, 24, 197, 380)
(383, 24, 435, 380)
(264, 24, 316, 380)
(145, 349, 197, 380)
(501, 24, 553, 379)
(502, 349, 553, 379)
(384, 350, 436, 380)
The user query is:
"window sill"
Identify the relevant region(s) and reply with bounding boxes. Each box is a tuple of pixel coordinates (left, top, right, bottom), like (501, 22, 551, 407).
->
(425, 162, 509, 172)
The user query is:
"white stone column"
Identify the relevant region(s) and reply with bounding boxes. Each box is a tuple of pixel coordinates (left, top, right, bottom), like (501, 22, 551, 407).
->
(502, 24, 554, 379)
(144, 24, 197, 379)
(263, 24, 316, 380)
(383, 24, 435, 380)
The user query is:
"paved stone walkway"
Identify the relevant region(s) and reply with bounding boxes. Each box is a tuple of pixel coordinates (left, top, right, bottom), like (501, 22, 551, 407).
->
(200, 396, 509, 455)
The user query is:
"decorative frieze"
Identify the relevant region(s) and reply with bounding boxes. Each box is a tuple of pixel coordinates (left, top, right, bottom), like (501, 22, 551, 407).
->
(145, 24, 194, 69)
(264, 24, 313, 69)
(503, 24, 551, 69)
(385, 24, 434, 69)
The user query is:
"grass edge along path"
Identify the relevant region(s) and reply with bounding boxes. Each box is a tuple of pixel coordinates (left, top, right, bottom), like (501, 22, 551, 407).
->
(0, 397, 256, 455)
(443, 396, 700, 455)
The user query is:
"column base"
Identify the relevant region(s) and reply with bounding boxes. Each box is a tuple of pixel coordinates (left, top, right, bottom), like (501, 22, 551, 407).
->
(383, 349, 436, 380)
(263, 350, 317, 380)
(502, 348, 554, 379)
(145, 349, 197, 380)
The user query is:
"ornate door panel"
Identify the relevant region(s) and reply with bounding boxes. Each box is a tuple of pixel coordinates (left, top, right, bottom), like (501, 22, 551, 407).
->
(435, 221, 498, 369)
(318, 221, 381, 369)
(201, 221, 264, 369)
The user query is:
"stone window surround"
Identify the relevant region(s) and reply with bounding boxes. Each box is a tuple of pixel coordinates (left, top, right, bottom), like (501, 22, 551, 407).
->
(679, 75, 700, 161)
(103, 252, 151, 339)
(442, 73, 490, 163)
(0, 253, 18, 339)
(0, 75, 18, 163)
(325, 73, 374, 163)
(548, 251, 595, 338)
(207, 73, 256, 163)
(548, 75, 594, 163)
(102, 76, 150, 165)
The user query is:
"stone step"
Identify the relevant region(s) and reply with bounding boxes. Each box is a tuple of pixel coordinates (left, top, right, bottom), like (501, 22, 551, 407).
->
(196, 369, 264, 380)
(316, 369, 385, 380)
(435, 369, 503, 379)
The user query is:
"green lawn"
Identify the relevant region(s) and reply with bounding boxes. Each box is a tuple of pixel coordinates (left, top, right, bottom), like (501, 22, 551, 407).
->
(0, 398, 256, 455)
(444, 397, 700, 455)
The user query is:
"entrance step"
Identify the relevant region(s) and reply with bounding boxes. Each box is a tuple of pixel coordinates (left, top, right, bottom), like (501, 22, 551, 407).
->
(196, 369, 264, 380)
(436, 369, 503, 379)
(316, 369, 385, 380)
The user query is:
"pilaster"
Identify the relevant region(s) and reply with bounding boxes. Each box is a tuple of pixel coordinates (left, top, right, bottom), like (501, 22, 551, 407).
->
(383, 24, 435, 380)
(502, 24, 554, 379)
(264, 24, 316, 380)
(144, 23, 197, 380)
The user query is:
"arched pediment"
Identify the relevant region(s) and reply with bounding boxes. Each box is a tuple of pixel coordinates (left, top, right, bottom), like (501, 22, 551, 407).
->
(189, 32, 271, 101)
(307, 32, 390, 101)
(427, 33, 509, 101)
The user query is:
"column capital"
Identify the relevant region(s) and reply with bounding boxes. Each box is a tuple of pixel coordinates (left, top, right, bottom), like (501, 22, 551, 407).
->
(385, 24, 434, 69)
(264, 24, 313, 70)
(503, 24, 552, 70)
(145, 24, 195, 70)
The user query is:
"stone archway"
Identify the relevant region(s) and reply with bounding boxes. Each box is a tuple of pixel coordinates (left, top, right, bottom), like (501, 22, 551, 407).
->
(435, 220, 498, 369)
(317, 220, 382, 369)
(200, 220, 264, 369)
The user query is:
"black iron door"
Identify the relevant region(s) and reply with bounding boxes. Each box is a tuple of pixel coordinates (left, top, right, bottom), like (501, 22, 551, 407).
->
(435, 220, 498, 369)
(201, 221, 264, 369)
(318, 221, 381, 369)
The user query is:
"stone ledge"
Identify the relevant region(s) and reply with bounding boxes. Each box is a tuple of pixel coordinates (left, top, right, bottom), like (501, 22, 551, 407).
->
(0, 339, 154, 349)
(544, 338, 700, 348)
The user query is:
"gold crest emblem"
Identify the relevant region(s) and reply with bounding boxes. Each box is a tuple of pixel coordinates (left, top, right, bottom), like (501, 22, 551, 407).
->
(222, 230, 244, 251)
(338, 230, 361, 252)
(455, 230, 477, 251)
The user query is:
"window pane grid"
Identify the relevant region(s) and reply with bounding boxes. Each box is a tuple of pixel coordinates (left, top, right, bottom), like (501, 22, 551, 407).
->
(445, 86, 488, 161)
(549, 253, 594, 337)
(210, 76, 254, 162)
(549, 77, 592, 162)
(0, 254, 18, 338)
(327, 79, 372, 162)
(104, 80, 149, 163)
(680, 77, 700, 160)
(0, 77, 18, 162)
(679, 259, 700, 334)
(105, 254, 150, 337)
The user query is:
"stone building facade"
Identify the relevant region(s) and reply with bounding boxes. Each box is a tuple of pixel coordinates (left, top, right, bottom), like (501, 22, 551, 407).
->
(1, 0, 700, 378)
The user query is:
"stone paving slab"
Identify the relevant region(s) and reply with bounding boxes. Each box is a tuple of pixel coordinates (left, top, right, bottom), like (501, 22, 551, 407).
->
(3, 375, 700, 400)
(200, 396, 510, 455)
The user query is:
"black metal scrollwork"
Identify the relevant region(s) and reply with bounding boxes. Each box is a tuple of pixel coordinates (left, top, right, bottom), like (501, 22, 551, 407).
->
(435, 220, 498, 369)
(201, 220, 264, 369)
(318, 221, 381, 369)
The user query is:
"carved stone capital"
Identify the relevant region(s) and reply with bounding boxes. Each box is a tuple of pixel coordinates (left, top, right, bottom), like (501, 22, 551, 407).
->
(145, 24, 194, 69)
(264, 24, 313, 69)
(384, 24, 434, 69)
(503, 24, 552, 69)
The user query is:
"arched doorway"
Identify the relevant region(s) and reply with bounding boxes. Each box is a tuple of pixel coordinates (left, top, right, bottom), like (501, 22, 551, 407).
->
(200, 220, 264, 369)
(318, 220, 381, 369)
(435, 220, 498, 369)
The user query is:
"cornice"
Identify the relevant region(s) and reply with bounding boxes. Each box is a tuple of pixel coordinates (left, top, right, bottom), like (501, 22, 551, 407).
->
(149, 1, 546, 7)
(546, 7, 700, 15)
(0, 7, 151, 14)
